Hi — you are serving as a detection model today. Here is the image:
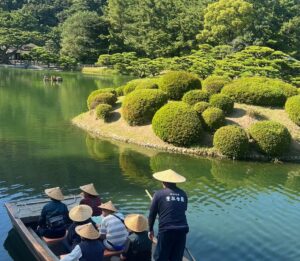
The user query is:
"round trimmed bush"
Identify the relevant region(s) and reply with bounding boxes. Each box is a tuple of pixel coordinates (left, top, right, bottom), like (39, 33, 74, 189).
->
(87, 92, 117, 109)
(193, 102, 211, 115)
(221, 77, 298, 106)
(209, 94, 234, 114)
(122, 89, 168, 126)
(135, 78, 159, 90)
(152, 102, 203, 146)
(203, 75, 230, 94)
(298, 88, 300, 95)
(96, 104, 112, 121)
(123, 79, 145, 95)
(159, 71, 201, 100)
(202, 107, 225, 131)
(182, 90, 209, 105)
(248, 121, 291, 156)
(213, 125, 249, 159)
(116, 86, 125, 96)
(285, 95, 300, 126)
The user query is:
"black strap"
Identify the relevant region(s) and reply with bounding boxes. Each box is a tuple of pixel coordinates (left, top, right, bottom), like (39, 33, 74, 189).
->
(112, 214, 124, 224)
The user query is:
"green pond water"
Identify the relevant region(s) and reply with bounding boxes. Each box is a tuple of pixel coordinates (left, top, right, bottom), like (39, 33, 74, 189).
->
(0, 68, 300, 261)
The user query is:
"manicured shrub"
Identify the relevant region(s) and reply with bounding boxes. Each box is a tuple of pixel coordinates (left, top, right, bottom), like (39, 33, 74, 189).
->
(159, 71, 201, 100)
(202, 107, 225, 131)
(123, 79, 145, 95)
(152, 102, 203, 146)
(213, 125, 249, 159)
(285, 95, 300, 126)
(87, 92, 117, 109)
(182, 90, 209, 105)
(122, 89, 168, 126)
(221, 77, 298, 106)
(203, 75, 230, 94)
(116, 86, 125, 96)
(209, 94, 234, 114)
(193, 102, 211, 115)
(248, 121, 291, 156)
(298, 88, 300, 95)
(95, 104, 112, 121)
(135, 78, 159, 90)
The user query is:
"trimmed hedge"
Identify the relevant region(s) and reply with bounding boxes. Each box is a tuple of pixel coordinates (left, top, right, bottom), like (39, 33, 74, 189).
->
(202, 107, 225, 131)
(213, 125, 249, 159)
(135, 78, 159, 90)
(122, 89, 168, 126)
(96, 104, 112, 121)
(116, 86, 125, 96)
(159, 71, 201, 100)
(248, 121, 291, 156)
(221, 77, 298, 106)
(182, 90, 209, 105)
(87, 92, 117, 109)
(193, 102, 211, 115)
(152, 102, 203, 146)
(209, 94, 234, 114)
(203, 75, 230, 94)
(123, 79, 145, 95)
(285, 95, 300, 126)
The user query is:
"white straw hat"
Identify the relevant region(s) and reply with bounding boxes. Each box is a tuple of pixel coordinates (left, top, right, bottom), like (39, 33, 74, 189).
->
(69, 205, 93, 222)
(125, 214, 148, 232)
(153, 169, 186, 183)
(98, 200, 117, 212)
(75, 223, 100, 240)
(45, 187, 64, 201)
(80, 183, 99, 196)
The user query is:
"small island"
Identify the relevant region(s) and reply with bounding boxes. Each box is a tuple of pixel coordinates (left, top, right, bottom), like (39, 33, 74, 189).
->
(73, 69, 300, 162)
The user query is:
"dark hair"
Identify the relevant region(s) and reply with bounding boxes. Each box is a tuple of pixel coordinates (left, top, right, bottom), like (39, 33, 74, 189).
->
(163, 182, 177, 189)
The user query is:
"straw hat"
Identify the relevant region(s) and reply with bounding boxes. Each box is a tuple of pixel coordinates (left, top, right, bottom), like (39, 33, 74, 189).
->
(75, 223, 100, 240)
(124, 214, 148, 233)
(98, 200, 117, 212)
(153, 169, 186, 183)
(45, 187, 64, 201)
(80, 183, 99, 196)
(69, 205, 93, 222)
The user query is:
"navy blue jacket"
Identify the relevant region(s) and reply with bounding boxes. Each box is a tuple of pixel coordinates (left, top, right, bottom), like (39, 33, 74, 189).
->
(148, 187, 188, 233)
(79, 240, 104, 261)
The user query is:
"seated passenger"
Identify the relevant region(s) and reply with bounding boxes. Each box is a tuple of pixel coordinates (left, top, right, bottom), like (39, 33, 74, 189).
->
(98, 201, 128, 251)
(37, 187, 69, 238)
(121, 214, 152, 261)
(61, 223, 104, 261)
(67, 205, 97, 250)
(79, 184, 102, 222)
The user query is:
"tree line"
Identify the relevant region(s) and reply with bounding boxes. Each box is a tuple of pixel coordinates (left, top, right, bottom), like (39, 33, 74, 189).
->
(0, 0, 299, 67)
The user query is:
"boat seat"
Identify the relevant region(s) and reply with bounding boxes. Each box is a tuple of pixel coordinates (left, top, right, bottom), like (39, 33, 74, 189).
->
(43, 231, 67, 245)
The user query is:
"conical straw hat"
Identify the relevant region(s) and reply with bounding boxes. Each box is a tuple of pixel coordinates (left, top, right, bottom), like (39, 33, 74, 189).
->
(45, 187, 64, 201)
(125, 214, 148, 232)
(98, 200, 117, 212)
(80, 183, 99, 196)
(75, 223, 100, 240)
(69, 205, 93, 222)
(153, 169, 186, 183)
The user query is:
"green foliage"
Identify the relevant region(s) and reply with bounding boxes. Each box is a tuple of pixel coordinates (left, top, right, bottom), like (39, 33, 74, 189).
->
(213, 125, 249, 159)
(135, 79, 159, 90)
(193, 102, 211, 115)
(209, 94, 234, 114)
(115, 86, 125, 97)
(182, 90, 209, 105)
(29, 46, 59, 66)
(159, 71, 201, 100)
(248, 121, 291, 156)
(203, 75, 230, 94)
(123, 79, 145, 95)
(222, 77, 298, 106)
(202, 107, 225, 131)
(197, 0, 254, 45)
(152, 102, 203, 146)
(87, 91, 117, 110)
(95, 104, 112, 121)
(285, 95, 300, 126)
(122, 89, 168, 126)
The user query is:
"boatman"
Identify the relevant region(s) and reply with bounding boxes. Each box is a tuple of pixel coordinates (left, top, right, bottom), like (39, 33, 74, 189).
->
(148, 169, 189, 261)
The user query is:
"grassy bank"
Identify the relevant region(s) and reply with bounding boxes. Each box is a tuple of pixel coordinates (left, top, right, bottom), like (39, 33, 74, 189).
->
(82, 67, 119, 76)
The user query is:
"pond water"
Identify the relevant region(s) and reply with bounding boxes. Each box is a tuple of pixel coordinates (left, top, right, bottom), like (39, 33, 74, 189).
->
(0, 68, 300, 261)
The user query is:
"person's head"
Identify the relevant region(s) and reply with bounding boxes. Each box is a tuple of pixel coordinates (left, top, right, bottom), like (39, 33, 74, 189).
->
(44, 187, 64, 201)
(75, 223, 99, 241)
(98, 200, 117, 217)
(80, 183, 99, 198)
(69, 204, 93, 223)
(162, 182, 177, 189)
(124, 214, 148, 234)
(153, 169, 186, 186)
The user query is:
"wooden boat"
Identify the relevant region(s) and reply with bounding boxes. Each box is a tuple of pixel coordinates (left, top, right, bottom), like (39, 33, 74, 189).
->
(5, 197, 196, 261)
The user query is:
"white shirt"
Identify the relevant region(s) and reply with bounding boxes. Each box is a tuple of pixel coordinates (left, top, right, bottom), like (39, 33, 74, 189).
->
(60, 245, 82, 261)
